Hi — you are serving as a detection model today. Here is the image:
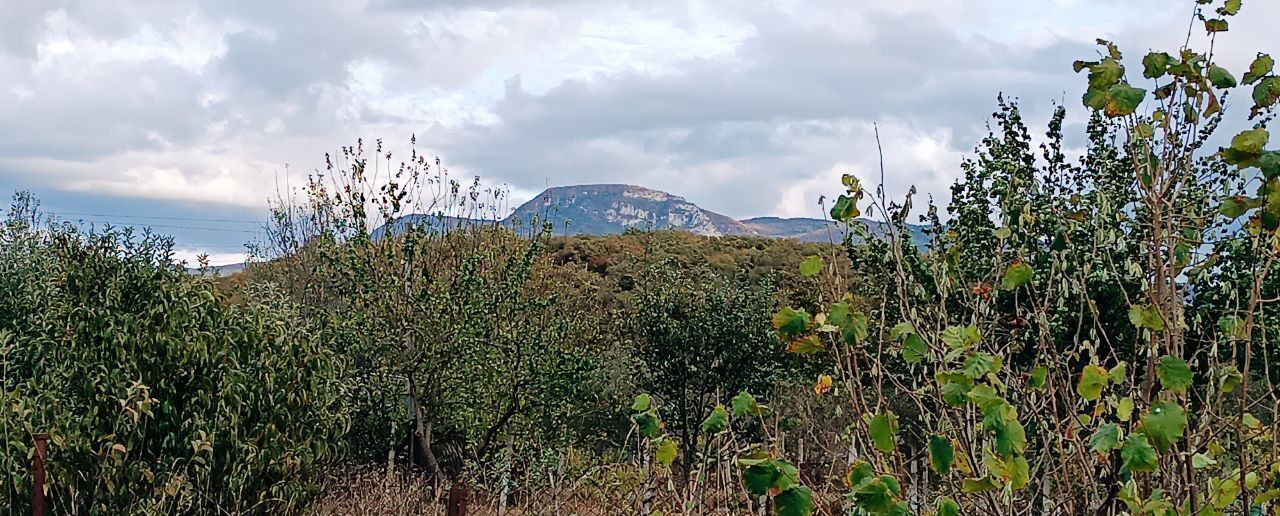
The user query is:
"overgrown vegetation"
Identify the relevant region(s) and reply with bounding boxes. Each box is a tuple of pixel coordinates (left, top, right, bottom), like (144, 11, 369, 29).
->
(2, 0, 1279, 514)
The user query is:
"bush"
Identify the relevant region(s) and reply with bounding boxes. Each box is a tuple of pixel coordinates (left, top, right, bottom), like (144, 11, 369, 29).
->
(0, 202, 348, 514)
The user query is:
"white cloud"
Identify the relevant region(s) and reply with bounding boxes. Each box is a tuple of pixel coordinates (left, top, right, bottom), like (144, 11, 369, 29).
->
(0, 0, 1274, 256)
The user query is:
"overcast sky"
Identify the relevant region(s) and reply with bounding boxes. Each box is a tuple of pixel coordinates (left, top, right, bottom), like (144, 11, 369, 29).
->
(1, 0, 1275, 264)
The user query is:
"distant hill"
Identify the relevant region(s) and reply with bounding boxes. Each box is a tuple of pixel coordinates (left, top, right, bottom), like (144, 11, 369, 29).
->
(375, 184, 929, 245)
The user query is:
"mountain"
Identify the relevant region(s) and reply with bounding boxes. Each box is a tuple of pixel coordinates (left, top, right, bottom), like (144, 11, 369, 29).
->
(377, 184, 929, 244)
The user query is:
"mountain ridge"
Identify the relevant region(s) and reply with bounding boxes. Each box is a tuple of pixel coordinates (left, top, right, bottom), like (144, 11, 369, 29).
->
(381, 183, 927, 245)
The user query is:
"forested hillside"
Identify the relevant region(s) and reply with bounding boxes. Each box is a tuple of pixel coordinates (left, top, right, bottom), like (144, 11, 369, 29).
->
(3, 1, 1280, 514)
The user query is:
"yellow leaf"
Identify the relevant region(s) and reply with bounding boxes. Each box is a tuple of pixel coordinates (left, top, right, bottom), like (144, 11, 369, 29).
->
(813, 374, 833, 395)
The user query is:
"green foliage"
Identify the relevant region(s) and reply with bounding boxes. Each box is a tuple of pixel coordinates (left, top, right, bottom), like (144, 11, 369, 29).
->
(1140, 401, 1187, 452)
(1155, 355, 1194, 394)
(928, 435, 955, 475)
(867, 412, 899, 454)
(0, 215, 347, 514)
(1122, 433, 1160, 473)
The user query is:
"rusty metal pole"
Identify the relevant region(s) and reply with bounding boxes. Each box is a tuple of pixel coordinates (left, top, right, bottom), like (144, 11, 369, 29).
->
(446, 482, 468, 516)
(32, 433, 49, 516)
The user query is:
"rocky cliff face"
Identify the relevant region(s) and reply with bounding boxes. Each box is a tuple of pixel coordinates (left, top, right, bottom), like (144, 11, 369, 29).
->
(376, 184, 928, 244)
(508, 184, 752, 236)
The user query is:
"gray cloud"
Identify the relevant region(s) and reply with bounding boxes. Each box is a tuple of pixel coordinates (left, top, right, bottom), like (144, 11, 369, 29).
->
(0, 0, 1274, 254)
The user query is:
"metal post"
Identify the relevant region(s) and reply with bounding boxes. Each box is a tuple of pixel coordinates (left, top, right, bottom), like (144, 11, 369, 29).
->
(32, 433, 49, 516)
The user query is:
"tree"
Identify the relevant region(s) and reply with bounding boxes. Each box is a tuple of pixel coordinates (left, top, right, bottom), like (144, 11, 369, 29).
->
(254, 139, 606, 480)
(0, 192, 348, 514)
(629, 260, 802, 476)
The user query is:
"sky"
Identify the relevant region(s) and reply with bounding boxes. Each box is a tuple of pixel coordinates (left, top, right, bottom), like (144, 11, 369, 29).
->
(0, 0, 1275, 264)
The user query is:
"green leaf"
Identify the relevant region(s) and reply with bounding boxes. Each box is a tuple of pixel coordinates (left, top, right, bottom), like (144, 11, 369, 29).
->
(941, 379, 972, 407)
(1218, 0, 1241, 15)
(1117, 397, 1135, 422)
(1143, 52, 1173, 79)
(1006, 455, 1030, 490)
(772, 307, 810, 339)
(1209, 64, 1238, 88)
(884, 501, 910, 516)
(1027, 365, 1048, 390)
(1000, 260, 1033, 290)
(1243, 53, 1274, 85)
(889, 322, 915, 340)
(1220, 196, 1262, 218)
(965, 384, 1003, 410)
(839, 311, 869, 345)
(1219, 365, 1243, 393)
(633, 412, 660, 438)
(774, 486, 815, 516)
(941, 325, 980, 349)
(846, 460, 874, 488)
(984, 402, 1027, 457)
(868, 412, 899, 454)
(963, 476, 1000, 493)
(1121, 433, 1160, 473)
(654, 437, 677, 466)
(1108, 361, 1128, 384)
(1156, 355, 1193, 394)
(742, 462, 779, 496)
(937, 497, 961, 516)
(1077, 365, 1108, 401)
(1141, 401, 1187, 452)
(830, 195, 860, 222)
(962, 352, 1001, 379)
(631, 393, 652, 412)
(731, 391, 762, 418)
(1105, 84, 1146, 117)
(852, 478, 897, 513)
(929, 434, 954, 475)
(1090, 423, 1122, 453)
(901, 334, 927, 364)
(1088, 58, 1124, 88)
(1255, 77, 1280, 109)
(786, 335, 824, 355)
(701, 405, 729, 434)
(799, 255, 823, 277)
(1231, 128, 1269, 156)
(1128, 304, 1165, 331)
(1205, 18, 1229, 33)
(1192, 453, 1217, 469)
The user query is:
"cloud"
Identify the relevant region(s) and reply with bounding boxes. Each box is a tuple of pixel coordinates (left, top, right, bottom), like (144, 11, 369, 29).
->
(0, 0, 1275, 259)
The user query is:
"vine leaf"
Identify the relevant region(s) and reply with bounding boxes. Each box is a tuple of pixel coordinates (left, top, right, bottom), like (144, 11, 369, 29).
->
(1077, 365, 1108, 401)
(1121, 433, 1160, 472)
(772, 307, 811, 339)
(1243, 53, 1274, 85)
(1089, 423, 1122, 453)
(799, 255, 823, 277)
(1209, 64, 1238, 89)
(1000, 259, 1033, 290)
(812, 374, 833, 396)
(774, 486, 815, 516)
(1128, 305, 1165, 331)
(937, 497, 961, 516)
(731, 391, 763, 417)
(701, 405, 729, 434)
(901, 334, 927, 364)
(1156, 355, 1193, 394)
(1140, 401, 1187, 452)
(928, 435, 954, 476)
(867, 412, 899, 454)
(654, 438, 677, 466)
